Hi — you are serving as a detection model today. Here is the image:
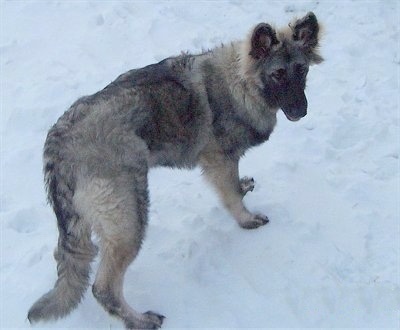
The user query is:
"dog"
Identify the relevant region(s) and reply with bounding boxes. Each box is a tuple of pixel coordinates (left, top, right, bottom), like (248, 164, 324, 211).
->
(28, 12, 323, 329)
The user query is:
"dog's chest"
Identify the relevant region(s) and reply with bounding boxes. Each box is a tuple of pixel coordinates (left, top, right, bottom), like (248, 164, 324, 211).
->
(211, 109, 273, 157)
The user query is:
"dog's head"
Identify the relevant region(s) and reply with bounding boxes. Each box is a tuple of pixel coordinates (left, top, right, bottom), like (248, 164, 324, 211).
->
(246, 12, 323, 121)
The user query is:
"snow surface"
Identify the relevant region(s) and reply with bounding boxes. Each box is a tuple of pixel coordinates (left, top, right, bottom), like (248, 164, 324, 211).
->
(1, 0, 399, 329)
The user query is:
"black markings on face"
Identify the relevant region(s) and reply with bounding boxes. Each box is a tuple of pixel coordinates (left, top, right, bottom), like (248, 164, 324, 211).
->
(260, 42, 310, 120)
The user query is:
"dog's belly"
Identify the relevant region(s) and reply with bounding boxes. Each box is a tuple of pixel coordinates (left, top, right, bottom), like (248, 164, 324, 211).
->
(140, 113, 211, 169)
(147, 143, 203, 169)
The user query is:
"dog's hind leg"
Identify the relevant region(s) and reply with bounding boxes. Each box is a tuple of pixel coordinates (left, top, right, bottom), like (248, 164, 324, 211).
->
(74, 161, 164, 329)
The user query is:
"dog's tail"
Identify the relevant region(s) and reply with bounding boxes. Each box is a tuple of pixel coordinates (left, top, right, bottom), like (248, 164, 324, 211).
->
(28, 124, 97, 323)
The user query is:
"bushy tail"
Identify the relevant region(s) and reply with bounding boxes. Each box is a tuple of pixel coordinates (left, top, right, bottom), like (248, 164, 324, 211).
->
(28, 126, 97, 323)
(27, 232, 97, 322)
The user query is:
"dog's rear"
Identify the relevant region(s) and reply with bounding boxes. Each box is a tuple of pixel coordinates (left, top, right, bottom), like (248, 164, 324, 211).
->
(28, 90, 165, 328)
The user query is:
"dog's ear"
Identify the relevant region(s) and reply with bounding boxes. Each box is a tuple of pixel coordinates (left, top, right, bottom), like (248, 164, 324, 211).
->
(249, 23, 279, 59)
(291, 12, 323, 63)
(291, 12, 320, 48)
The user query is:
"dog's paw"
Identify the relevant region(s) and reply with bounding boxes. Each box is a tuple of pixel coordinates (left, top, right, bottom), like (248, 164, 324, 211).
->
(144, 311, 165, 329)
(125, 311, 165, 329)
(240, 176, 255, 196)
(239, 213, 269, 229)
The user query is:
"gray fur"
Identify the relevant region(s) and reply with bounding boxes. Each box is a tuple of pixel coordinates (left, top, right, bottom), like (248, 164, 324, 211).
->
(28, 12, 322, 329)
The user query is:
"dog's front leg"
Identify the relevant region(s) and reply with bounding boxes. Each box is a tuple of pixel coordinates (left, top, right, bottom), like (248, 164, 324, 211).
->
(200, 154, 269, 229)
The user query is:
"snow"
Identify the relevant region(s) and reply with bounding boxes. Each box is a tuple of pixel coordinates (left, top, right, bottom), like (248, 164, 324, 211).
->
(1, 0, 399, 328)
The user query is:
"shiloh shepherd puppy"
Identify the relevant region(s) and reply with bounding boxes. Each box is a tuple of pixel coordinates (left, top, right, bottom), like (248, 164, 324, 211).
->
(28, 12, 323, 329)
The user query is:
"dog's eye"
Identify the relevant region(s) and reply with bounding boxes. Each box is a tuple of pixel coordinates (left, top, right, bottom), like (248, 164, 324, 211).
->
(272, 68, 286, 81)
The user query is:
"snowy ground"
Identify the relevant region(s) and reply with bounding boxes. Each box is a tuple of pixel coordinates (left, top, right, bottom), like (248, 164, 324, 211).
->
(1, 0, 399, 329)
